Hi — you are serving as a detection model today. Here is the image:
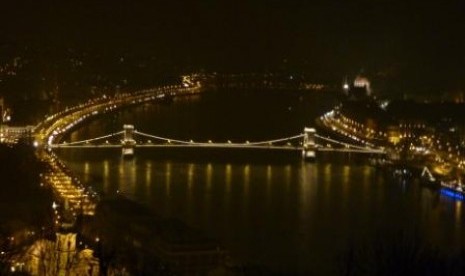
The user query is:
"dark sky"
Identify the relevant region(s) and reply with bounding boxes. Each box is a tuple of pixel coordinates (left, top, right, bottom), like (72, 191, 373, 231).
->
(1, 1, 465, 91)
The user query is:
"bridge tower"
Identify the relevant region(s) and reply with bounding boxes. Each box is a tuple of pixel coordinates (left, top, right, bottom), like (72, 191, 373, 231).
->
(302, 127, 316, 160)
(122, 124, 136, 157)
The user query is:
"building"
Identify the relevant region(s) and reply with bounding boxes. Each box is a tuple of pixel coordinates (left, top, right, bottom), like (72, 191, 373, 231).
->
(344, 75, 372, 100)
(353, 75, 371, 96)
(0, 125, 34, 144)
(13, 232, 99, 275)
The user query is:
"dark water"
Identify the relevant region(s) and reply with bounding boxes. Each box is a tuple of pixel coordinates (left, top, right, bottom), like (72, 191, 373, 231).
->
(58, 90, 465, 274)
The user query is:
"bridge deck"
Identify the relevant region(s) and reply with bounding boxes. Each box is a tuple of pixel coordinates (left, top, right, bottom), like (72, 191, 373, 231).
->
(51, 143, 385, 154)
(52, 144, 302, 151)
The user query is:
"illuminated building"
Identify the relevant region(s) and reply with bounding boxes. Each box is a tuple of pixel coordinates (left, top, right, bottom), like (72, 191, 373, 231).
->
(344, 75, 372, 100)
(14, 232, 99, 275)
(353, 75, 371, 96)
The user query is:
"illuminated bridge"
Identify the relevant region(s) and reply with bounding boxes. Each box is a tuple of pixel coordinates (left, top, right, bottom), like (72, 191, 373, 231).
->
(33, 80, 384, 159)
(31, 82, 385, 224)
(32, 83, 202, 223)
(50, 125, 386, 158)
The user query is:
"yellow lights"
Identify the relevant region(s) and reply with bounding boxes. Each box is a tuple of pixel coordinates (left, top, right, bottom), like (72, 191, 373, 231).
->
(388, 135, 401, 145)
(36, 85, 200, 150)
(41, 152, 97, 219)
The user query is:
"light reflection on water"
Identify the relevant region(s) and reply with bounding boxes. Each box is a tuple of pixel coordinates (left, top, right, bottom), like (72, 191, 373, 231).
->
(103, 160, 110, 191)
(56, 92, 465, 274)
(59, 149, 465, 274)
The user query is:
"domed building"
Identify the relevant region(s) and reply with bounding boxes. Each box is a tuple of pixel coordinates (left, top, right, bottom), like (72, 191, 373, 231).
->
(353, 75, 372, 96)
(346, 75, 372, 99)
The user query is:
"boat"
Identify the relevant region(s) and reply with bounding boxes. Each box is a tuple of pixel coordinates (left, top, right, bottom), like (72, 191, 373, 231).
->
(440, 178, 465, 200)
(440, 186, 465, 200)
(441, 178, 465, 200)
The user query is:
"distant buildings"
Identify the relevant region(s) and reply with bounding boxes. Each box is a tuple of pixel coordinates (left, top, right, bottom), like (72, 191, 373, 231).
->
(209, 73, 327, 91)
(343, 75, 372, 100)
(0, 125, 34, 144)
(353, 76, 371, 96)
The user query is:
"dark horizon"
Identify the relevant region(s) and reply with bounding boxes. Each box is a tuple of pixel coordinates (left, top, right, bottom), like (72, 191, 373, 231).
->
(1, 1, 464, 95)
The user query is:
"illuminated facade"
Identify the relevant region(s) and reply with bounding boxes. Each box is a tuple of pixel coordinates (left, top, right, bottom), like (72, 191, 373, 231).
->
(16, 232, 99, 276)
(353, 75, 371, 96)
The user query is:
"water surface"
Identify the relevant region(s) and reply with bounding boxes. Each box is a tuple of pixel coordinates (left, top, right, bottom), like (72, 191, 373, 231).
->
(58, 90, 465, 274)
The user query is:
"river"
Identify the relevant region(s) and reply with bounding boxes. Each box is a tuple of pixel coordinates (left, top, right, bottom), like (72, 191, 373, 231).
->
(57, 89, 465, 274)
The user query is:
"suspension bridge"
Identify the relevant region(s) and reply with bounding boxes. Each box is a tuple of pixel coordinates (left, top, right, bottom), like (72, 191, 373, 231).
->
(30, 82, 385, 223)
(50, 125, 386, 159)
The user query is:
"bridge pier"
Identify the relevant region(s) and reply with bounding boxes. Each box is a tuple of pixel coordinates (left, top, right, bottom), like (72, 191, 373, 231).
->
(122, 125, 136, 157)
(302, 127, 316, 161)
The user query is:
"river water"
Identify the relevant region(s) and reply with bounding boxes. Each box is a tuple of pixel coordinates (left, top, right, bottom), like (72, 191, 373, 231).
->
(57, 90, 465, 274)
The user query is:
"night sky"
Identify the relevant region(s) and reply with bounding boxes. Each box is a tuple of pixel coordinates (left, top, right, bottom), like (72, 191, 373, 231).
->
(1, 1, 465, 94)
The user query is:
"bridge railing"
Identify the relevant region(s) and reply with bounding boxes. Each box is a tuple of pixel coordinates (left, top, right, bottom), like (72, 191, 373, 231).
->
(51, 127, 386, 155)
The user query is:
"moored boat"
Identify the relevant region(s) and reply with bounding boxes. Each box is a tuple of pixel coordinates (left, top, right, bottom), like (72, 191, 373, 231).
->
(440, 179, 465, 200)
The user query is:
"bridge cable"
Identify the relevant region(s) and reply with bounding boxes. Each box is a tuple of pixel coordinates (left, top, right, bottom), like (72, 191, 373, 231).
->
(134, 131, 304, 147)
(55, 131, 125, 146)
(314, 134, 381, 151)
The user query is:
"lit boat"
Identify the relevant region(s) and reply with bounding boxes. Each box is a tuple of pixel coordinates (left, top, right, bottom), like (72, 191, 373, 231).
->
(440, 187, 465, 200)
(440, 179, 465, 200)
